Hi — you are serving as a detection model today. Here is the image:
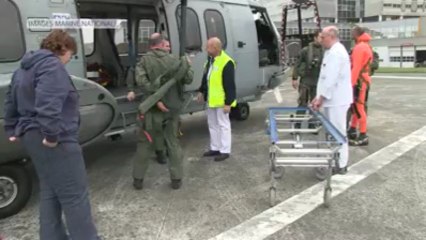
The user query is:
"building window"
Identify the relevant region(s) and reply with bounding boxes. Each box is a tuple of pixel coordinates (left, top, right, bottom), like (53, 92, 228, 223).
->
(390, 56, 415, 62)
(176, 7, 202, 52)
(138, 20, 156, 53)
(411, 0, 418, 12)
(338, 0, 356, 20)
(204, 10, 227, 48)
(0, 0, 25, 62)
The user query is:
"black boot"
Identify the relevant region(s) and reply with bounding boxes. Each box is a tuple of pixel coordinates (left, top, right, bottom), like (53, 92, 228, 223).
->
(156, 151, 167, 164)
(203, 150, 221, 157)
(171, 179, 182, 190)
(347, 127, 357, 140)
(349, 133, 369, 146)
(133, 178, 143, 190)
(332, 167, 348, 175)
(214, 153, 230, 162)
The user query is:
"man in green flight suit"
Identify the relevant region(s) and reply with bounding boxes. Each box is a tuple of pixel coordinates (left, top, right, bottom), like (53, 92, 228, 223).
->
(292, 30, 323, 127)
(128, 33, 193, 190)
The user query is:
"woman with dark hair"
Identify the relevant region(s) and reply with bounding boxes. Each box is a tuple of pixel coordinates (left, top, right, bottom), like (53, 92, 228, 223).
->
(3, 30, 99, 240)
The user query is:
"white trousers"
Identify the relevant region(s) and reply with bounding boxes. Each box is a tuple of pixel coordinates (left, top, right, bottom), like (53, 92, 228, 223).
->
(207, 108, 232, 154)
(323, 105, 350, 168)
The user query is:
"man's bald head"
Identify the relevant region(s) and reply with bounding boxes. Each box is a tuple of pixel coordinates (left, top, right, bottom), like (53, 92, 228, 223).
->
(321, 26, 339, 49)
(149, 33, 165, 48)
(206, 37, 223, 57)
(322, 26, 339, 38)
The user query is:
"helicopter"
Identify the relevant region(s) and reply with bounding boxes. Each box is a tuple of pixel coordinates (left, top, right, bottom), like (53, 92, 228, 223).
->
(0, 0, 291, 218)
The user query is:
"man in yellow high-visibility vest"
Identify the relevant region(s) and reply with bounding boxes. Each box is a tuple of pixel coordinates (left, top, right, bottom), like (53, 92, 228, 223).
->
(197, 37, 236, 162)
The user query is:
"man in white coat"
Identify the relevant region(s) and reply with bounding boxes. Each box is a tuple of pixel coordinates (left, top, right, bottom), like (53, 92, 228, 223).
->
(311, 26, 353, 174)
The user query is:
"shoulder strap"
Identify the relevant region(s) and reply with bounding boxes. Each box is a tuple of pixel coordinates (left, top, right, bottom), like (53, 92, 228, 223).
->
(307, 43, 314, 65)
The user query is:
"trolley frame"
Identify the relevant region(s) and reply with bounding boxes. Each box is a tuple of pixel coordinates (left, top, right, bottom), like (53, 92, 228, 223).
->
(266, 107, 346, 207)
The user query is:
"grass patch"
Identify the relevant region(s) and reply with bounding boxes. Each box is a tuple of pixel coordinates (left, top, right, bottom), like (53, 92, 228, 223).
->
(376, 67, 426, 74)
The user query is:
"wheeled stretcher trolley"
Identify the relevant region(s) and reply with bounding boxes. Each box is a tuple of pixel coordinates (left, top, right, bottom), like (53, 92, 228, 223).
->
(266, 107, 347, 207)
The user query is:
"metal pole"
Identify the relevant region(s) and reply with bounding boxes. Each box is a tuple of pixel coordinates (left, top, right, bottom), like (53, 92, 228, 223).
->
(400, 45, 403, 68)
(414, 45, 417, 67)
(297, 5, 303, 43)
(179, 0, 188, 57)
(126, 6, 135, 68)
(312, 0, 322, 30)
(281, 6, 288, 66)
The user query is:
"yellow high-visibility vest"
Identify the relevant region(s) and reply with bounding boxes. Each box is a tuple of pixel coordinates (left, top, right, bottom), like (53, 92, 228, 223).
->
(206, 51, 237, 108)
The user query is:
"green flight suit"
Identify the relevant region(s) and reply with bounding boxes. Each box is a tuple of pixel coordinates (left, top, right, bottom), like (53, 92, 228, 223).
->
(292, 42, 323, 108)
(132, 49, 193, 180)
(127, 62, 165, 156)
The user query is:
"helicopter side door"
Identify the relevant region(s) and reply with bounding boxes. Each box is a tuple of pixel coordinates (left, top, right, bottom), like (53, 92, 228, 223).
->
(224, 3, 260, 102)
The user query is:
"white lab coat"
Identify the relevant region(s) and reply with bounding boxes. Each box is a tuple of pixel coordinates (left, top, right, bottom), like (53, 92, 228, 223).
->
(317, 41, 353, 168)
(317, 41, 353, 107)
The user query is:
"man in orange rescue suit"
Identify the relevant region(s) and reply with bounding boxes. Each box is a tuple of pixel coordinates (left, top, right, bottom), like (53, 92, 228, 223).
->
(348, 26, 373, 146)
(197, 37, 237, 162)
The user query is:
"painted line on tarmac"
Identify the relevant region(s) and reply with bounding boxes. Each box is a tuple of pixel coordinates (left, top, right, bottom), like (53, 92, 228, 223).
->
(266, 87, 292, 93)
(210, 125, 426, 240)
(373, 75, 426, 80)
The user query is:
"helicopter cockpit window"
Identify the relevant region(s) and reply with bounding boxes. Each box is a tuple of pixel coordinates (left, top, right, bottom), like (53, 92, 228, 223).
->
(115, 19, 156, 56)
(176, 7, 202, 52)
(204, 10, 227, 49)
(81, 21, 94, 56)
(252, 7, 279, 66)
(0, 0, 25, 62)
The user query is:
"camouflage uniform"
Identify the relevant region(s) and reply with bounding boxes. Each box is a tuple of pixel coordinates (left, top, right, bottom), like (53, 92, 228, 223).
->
(292, 42, 323, 109)
(132, 49, 193, 181)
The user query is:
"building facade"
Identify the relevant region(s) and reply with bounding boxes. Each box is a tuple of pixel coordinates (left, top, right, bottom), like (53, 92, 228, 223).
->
(364, 0, 426, 22)
(257, 0, 426, 68)
(258, 0, 426, 23)
(257, 0, 362, 24)
(360, 17, 426, 67)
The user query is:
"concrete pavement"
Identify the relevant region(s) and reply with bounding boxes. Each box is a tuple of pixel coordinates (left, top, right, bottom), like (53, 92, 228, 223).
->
(1, 75, 426, 240)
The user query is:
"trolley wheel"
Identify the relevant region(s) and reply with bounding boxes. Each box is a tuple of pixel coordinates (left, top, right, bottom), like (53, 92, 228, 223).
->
(323, 187, 332, 208)
(315, 167, 328, 181)
(269, 187, 277, 207)
(273, 166, 285, 180)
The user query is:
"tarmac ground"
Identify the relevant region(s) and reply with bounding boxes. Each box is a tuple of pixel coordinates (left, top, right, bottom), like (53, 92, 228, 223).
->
(1, 74, 426, 240)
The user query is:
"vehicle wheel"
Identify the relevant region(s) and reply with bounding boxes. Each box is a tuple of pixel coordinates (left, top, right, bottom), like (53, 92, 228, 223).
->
(315, 167, 328, 181)
(0, 165, 32, 219)
(269, 187, 276, 207)
(323, 187, 332, 208)
(231, 103, 250, 121)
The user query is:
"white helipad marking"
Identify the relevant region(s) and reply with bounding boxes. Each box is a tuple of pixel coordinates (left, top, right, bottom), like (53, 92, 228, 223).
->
(373, 75, 426, 80)
(266, 87, 292, 94)
(211, 125, 426, 240)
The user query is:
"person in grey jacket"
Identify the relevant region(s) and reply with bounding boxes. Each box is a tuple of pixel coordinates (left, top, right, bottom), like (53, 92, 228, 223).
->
(3, 30, 99, 240)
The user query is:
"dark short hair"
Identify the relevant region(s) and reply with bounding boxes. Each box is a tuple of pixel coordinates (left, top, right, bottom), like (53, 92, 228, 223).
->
(40, 29, 77, 55)
(149, 34, 164, 47)
(352, 26, 365, 36)
(313, 30, 321, 38)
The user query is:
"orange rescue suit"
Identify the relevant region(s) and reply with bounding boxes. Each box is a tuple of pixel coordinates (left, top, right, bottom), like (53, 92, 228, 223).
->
(350, 33, 373, 134)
